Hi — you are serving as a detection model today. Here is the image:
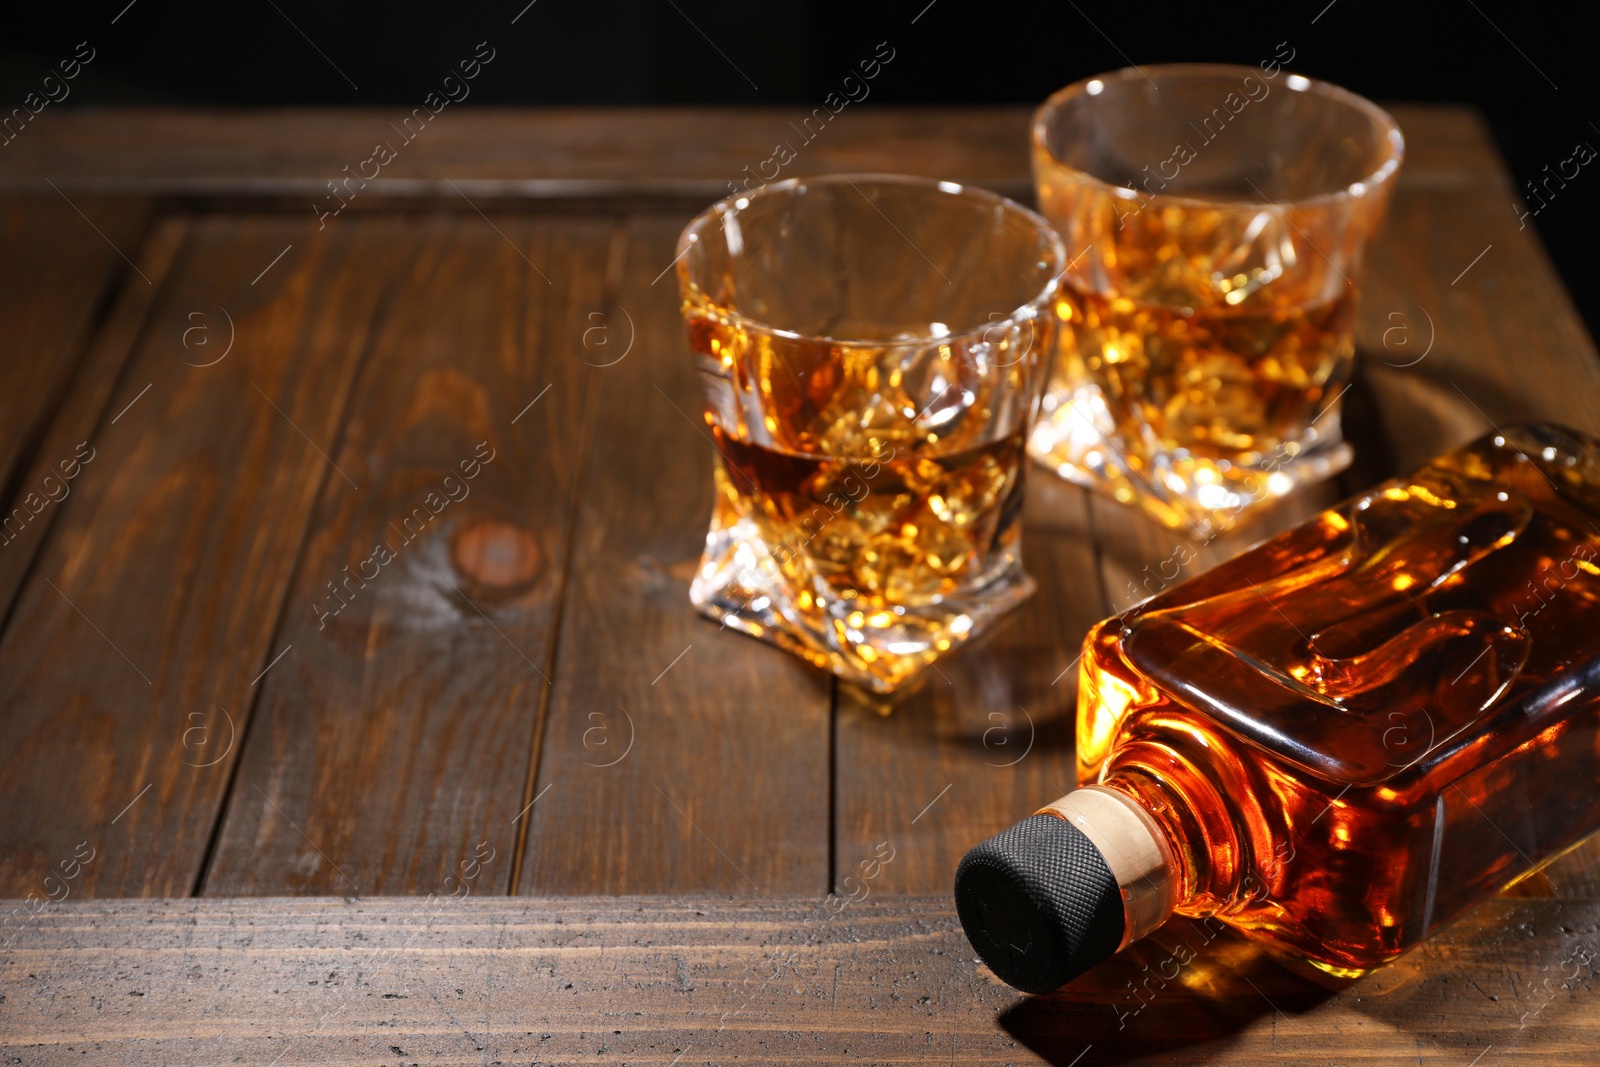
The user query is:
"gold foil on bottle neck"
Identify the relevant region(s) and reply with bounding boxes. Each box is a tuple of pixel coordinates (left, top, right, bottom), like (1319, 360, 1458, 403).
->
(1039, 785, 1178, 949)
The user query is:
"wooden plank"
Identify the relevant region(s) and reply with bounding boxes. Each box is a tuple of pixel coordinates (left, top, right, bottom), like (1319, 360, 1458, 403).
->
(0, 106, 1493, 205)
(201, 215, 616, 895)
(517, 215, 831, 896)
(0, 216, 409, 898)
(0, 107, 1039, 203)
(1356, 194, 1600, 447)
(1348, 101, 1600, 461)
(0, 212, 180, 621)
(0, 194, 147, 509)
(3, 895, 1599, 1065)
(1380, 105, 1518, 190)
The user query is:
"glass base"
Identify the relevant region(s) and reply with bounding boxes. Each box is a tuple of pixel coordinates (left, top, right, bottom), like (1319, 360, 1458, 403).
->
(1027, 385, 1352, 538)
(689, 508, 1035, 695)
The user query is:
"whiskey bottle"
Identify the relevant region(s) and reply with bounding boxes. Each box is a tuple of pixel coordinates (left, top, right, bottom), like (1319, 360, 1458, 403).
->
(955, 423, 1600, 991)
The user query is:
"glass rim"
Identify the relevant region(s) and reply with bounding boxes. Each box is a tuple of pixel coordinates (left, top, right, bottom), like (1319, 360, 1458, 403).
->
(675, 172, 1068, 348)
(1031, 63, 1406, 212)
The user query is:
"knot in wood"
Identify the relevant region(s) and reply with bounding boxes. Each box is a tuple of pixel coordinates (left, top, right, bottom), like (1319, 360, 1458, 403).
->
(451, 518, 540, 589)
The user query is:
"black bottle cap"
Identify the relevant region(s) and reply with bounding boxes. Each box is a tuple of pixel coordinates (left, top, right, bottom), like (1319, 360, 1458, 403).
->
(954, 813, 1125, 993)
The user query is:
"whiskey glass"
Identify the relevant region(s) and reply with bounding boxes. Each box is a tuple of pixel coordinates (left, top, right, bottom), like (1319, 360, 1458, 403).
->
(676, 174, 1065, 693)
(1028, 64, 1404, 535)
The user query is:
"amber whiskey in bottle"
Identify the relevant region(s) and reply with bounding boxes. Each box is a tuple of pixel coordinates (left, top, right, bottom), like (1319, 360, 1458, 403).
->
(956, 423, 1600, 991)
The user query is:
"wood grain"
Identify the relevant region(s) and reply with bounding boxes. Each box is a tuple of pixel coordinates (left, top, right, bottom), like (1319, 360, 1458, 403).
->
(0, 108, 1039, 204)
(517, 216, 832, 897)
(0, 214, 182, 622)
(0, 195, 147, 515)
(0, 217, 408, 897)
(201, 215, 615, 895)
(0, 105, 1500, 207)
(3, 895, 1597, 1065)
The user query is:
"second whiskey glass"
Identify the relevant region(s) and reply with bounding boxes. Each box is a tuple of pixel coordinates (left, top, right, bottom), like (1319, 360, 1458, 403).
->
(1028, 64, 1404, 535)
(677, 174, 1065, 693)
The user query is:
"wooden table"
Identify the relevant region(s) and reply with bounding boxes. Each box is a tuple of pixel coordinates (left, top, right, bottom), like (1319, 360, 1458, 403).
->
(1, 106, 1598, 1065)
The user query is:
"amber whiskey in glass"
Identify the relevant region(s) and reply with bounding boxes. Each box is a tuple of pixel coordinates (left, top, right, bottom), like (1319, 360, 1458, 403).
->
(1027, 64, 1404, 536)
(677, 175, 1064, 693)
(957, 424, 1600, 991)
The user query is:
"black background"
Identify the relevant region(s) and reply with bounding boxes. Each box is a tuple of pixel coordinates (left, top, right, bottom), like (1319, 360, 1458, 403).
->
(4, 1, 1593, 334)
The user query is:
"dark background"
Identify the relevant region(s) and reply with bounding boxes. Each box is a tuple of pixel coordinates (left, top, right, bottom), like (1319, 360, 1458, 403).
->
(4, 0, 1593, 334)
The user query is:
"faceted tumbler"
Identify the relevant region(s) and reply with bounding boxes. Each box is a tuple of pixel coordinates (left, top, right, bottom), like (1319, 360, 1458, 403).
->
(676, 174, 1066, 693)
(1028, 64, 1404, 535)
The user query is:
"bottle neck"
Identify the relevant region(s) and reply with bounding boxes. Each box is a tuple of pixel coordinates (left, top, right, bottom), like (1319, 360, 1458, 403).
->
(1038, 785, 1179, 948)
